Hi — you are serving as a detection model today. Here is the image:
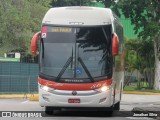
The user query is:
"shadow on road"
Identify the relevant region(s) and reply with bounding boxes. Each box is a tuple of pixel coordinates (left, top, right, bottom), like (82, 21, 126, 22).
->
(44, 110, 134, 118)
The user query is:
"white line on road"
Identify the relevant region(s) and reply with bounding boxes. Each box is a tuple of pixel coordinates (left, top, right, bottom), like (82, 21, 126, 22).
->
(21, 100, 29, 104)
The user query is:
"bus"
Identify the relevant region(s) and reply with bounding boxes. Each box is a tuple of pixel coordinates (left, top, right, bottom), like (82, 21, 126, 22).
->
(31, 6, 124, 115)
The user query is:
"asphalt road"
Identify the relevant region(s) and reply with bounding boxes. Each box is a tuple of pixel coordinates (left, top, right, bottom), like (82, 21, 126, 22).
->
(0, 99, 132, 120)
(0, 94, 159, 120)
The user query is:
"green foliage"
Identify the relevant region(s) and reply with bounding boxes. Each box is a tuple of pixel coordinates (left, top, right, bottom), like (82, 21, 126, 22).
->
(119, 0, 160, 39)
(125, 38, 154, 72)
(124, 85, 137, 91)
(0, 0, 50, 55)
(95, 0, 159, 39)
(101, 0, 160, 89)
(126, 39, 154, 69)
(125, 38, 155, 89)
(123, 83, 160, 92)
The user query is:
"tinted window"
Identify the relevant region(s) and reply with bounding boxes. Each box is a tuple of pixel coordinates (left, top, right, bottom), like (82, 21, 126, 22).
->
(40, 26, 112, 81)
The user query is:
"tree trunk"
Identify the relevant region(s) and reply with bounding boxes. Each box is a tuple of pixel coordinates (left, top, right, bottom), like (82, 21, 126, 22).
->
(154, 33, 160, 90)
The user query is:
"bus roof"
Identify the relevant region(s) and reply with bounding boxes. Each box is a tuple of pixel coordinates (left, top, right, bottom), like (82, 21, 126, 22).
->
(42, 6, 114, 26)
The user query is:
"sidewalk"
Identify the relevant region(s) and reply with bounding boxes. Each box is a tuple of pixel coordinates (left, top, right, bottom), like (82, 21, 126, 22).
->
(124, 91, 160, 119)
(123, 91, 160, 95)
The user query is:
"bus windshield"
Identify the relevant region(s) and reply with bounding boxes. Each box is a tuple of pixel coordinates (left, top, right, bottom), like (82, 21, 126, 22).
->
(40, 25, 112, 82)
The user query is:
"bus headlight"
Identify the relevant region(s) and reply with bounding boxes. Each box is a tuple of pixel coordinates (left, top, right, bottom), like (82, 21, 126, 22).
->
(96, 86, 110, 92)
(42, 86, 49, 91)
(101, 86, 109, 92)
(40, 85, 54, 92)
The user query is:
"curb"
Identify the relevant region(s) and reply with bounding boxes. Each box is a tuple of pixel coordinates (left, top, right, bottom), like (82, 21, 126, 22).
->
(0, 94, 38, 100)
(123, 91, 160, 95)
(28, 94, 39, 101)
(0, 94, 27, 99)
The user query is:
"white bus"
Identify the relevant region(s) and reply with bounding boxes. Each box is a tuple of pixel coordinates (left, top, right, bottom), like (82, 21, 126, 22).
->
(31, 6, 124, 115)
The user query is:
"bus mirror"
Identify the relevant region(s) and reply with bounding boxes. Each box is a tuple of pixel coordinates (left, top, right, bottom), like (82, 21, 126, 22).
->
(31, 31, 41, 55)
(112, 33, 119, 56)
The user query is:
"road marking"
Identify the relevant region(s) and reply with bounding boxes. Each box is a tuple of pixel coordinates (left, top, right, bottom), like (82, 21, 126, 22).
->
(21, 100, 29, 104)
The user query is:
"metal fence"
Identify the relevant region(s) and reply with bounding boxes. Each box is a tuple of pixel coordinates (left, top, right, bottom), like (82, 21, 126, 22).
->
(0, 62, 38, 94)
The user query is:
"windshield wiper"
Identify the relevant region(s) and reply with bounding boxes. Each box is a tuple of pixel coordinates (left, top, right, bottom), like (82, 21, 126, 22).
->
(78, 57, 94, 82)
(55, 57, 72, 82)
(70, 47, 73, 69)
(41, 38, 44, 58)
(55, 57, 94, 82)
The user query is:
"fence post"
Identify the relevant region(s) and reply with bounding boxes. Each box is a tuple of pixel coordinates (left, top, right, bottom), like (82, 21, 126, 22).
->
(28, 76, 30, 94)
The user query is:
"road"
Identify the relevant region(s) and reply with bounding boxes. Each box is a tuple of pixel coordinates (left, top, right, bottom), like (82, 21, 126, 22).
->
(0, 94, 159, 120)
(121, 94, 160, 111)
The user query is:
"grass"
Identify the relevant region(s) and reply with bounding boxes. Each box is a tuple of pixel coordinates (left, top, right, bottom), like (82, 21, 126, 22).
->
(124, 85, 137, 91)
(124, 85, 160, 93)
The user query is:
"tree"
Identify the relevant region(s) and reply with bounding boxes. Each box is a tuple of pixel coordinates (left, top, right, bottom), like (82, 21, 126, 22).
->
(125, 38, 155, 89)
(119, 0, 160, 90)
(96, 0, 160, 90)
(0, 0, 50, 55)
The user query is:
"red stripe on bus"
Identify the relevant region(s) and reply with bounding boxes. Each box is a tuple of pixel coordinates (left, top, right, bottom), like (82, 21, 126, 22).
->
(38, 78, 112, 90)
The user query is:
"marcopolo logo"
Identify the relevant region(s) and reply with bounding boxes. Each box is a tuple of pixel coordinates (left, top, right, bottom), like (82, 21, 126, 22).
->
(72, 91, 77, 96)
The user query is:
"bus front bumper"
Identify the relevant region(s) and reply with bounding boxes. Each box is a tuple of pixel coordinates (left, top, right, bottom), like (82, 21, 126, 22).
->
(39, 86, 114, 108)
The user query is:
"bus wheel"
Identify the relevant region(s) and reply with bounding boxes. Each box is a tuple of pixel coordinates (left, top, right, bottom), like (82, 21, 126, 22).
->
(114, 102, 120, 110)
(45, 106, 54, 115)
(105, 106, 114, 116)
(106, 110, 113, 116)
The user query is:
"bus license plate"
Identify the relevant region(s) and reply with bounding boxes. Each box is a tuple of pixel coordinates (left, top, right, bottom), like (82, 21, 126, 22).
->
(68, 99, 80, 103)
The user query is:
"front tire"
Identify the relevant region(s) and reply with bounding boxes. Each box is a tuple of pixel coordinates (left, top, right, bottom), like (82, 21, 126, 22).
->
(104, 106, 114, 116)
(106, 110, 113, 116)
(45, 106, 54, 115)
(114, 102, 120, 110)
